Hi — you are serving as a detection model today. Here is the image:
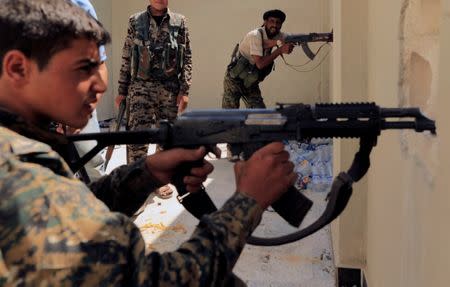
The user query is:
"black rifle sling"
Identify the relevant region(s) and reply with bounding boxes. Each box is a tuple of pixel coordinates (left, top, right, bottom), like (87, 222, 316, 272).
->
(247, 137, 375, 246)
(67, 142, 91, 184)
(247, 172, 354, 246)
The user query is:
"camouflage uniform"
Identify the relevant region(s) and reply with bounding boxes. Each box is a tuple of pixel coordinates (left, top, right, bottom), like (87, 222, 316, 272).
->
(118, 6, 192, 164)
(222, 27, 282, 157)
(222, 72, 266, 109)
(221, 27, 284, 110)
(223, 71, 267, 158)
(0, 109, 262, 286)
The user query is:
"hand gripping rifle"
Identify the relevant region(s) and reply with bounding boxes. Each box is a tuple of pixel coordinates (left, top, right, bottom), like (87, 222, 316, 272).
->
(67, 103, 436, 246)
(284, 31, 333, 60)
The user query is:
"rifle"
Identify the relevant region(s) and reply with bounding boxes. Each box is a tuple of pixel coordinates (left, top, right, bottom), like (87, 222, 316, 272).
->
(102, 99, 126, 171)
(67, 103, 436, 246)
(284, 31, 333, 60)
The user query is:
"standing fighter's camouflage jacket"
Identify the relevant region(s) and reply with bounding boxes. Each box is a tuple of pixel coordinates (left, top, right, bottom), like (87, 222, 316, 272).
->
(118, 6, 192, 97)
(0, 109, 263, 286)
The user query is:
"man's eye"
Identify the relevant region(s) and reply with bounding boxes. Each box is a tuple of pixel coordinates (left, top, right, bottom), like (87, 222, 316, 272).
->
(80, 65, 94, 72)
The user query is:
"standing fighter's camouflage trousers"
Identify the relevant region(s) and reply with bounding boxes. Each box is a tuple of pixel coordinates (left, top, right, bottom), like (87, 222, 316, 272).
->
(222, 72, 266, 109)
(126, 80, 178, 163)
(222, 72, 265, 157)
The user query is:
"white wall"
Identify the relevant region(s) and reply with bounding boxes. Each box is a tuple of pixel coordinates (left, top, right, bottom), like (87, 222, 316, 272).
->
(330, 0, 369, 268)
(332, 0, 450, 286)
(89, 0, 113, 120)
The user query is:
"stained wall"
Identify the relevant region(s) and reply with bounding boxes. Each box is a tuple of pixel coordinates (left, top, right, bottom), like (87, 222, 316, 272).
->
(331, 0, 449, 286)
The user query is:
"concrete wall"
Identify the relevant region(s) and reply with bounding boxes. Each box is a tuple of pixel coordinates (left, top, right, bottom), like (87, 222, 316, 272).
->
(330, 0, 369, 269)
(331, 0, 450, 286)
(90, 0, 331, 120)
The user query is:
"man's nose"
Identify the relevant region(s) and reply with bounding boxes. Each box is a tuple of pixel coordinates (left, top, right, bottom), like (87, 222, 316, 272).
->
(95, 77, 107, 94)
(93, 67, 108, 94)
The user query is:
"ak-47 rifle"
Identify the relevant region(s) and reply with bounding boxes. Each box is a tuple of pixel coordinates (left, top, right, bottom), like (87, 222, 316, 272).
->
(67, 103, 436, 246)
(102, 99, 126, 171)
(284, 31, 333, 60)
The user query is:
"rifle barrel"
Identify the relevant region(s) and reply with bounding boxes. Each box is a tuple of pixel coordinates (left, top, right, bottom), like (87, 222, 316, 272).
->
(380, 108, 436, 134)
(285, 32, 333, 44)
(380, 107, 421, 117)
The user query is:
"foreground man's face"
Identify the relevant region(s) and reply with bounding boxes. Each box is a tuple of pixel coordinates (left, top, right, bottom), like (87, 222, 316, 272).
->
(26, 38, 106, 128)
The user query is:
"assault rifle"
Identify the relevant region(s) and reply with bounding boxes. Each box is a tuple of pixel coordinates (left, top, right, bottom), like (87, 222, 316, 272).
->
(284, 31, 333, 60)
(67, 103, 436, 246)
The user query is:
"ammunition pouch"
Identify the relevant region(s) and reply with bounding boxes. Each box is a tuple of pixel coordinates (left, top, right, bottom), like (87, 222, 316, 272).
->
(160, 42, 185, 79)
(228, 55, 272, 88)
(131, 40, 152, 81)
(131, 11, 184, 81)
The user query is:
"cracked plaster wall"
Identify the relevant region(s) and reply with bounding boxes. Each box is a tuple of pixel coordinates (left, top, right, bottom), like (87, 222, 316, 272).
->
(398, 0, 439, 186)
(332, 0, 448, 286)
(366, 0, 442, 286)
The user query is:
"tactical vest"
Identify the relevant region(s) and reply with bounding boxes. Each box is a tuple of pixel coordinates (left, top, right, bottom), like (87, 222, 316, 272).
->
(131, 11, 185, 81)
(228, 28, 274, 88)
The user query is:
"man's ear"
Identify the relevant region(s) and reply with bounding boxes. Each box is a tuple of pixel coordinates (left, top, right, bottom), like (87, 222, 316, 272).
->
(2, 50, 32, 84)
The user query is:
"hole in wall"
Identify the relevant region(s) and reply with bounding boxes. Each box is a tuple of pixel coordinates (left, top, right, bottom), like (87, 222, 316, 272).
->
(408, 52, 431, 109)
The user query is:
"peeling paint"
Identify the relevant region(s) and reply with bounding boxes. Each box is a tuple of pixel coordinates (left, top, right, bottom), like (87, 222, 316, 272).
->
(398, 0, 439, 186)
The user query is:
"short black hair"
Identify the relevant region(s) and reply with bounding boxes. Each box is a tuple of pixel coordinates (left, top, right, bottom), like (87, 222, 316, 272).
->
(0, 0, 111, 74)
(263, 9, 286, 23)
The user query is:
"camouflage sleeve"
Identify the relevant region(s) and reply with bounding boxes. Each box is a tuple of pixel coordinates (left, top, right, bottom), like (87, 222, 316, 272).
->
(88, 159, 163, 217)
(1, 147, 263, 285)
(130, 192, 264, 286)
(0, 127, 264, 285)
(118, 17, 135, 96)
(0, 148, 145, 285)
(178, 16, 192, 96)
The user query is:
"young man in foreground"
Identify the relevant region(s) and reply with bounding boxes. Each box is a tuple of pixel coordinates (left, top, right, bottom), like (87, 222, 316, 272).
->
(0, 0, 296, 285)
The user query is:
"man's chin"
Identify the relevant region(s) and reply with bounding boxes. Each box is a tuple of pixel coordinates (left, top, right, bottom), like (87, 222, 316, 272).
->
(266, 29, 279, 38)
(66, 118, 89, 130)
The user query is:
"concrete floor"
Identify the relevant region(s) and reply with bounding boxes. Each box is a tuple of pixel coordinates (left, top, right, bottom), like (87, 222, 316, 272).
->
(104, 144, 336, 286)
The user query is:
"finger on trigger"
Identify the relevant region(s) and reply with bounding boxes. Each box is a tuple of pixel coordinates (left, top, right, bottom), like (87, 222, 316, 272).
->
(184, 175, 207, 186)
(190, 162, 214, 176)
